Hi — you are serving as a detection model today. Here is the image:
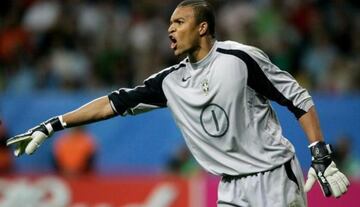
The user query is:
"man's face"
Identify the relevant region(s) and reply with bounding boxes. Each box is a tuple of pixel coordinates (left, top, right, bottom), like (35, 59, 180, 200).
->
(168, 6, 201, 57)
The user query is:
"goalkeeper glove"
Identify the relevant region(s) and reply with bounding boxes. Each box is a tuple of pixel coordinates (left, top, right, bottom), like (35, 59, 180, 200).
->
(304, 141, 350, 198)
(6, 116, 66, 156)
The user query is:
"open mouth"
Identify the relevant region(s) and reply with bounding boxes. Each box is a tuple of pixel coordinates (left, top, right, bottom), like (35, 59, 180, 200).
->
(169, 35, 177, 49)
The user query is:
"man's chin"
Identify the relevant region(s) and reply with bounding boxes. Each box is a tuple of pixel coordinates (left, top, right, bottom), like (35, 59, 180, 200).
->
(173, 49, 186, 57)
(173, 49, 181, 56)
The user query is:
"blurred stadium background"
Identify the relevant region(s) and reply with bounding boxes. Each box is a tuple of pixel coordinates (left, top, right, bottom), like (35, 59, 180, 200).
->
(0, 0, 360, 206)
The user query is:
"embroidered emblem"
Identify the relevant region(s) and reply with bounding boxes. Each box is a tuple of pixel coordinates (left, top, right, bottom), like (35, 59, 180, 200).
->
(201, 79, 209, 95)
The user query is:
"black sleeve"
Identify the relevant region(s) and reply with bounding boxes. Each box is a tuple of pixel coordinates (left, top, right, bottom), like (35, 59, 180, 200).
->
(108, 65, 184, 115)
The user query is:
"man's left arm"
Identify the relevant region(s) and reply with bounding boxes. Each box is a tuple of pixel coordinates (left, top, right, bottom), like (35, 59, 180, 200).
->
(298, 106, 323, 144)
(299, 106, 350, 198)
(245, 49, 349, 197)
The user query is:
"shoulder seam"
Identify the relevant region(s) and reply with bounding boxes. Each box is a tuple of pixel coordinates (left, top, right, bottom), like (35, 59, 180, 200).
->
(162, 62, 186, 82)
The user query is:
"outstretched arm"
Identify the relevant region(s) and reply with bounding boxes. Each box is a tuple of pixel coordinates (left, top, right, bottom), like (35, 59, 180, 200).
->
(7, 65, 173, 156)
(7, 64, 173, 157)
(62, 96, 116, 128)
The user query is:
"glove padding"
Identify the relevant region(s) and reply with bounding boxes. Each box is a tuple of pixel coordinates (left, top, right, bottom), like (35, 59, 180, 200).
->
(6, 117, 64, 156)
(305, 161, 350, 198)
(304, 141, 350, 198)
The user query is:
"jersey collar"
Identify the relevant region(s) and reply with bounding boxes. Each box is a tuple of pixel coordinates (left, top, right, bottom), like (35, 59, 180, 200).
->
(189, 40, 218, 69)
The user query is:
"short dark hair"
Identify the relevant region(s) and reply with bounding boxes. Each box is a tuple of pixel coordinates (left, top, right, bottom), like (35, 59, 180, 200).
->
(177, 0, 216, 37)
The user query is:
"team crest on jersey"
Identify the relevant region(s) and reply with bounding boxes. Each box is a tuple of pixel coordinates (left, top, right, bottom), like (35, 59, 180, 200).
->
(201, 79, 209, 95)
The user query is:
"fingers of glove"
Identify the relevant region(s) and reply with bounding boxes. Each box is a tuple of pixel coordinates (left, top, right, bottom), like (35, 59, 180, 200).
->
(25, 131, 48, 155)
(14, 147, 21, 157)
(323, 161, 350, 197)
(14, 143, 24, 157)
(334, 171, 349, 194)
(333, 172, 349, 194)
(6, 133, 32, 146)
(14, 140, 31, 157)
(339, 171, 350, 187)
(304, 168, 317, 193)
(327, 176, 342, 198)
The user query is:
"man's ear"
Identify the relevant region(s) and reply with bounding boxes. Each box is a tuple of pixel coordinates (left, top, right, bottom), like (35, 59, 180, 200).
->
(199, 22, 208, 36)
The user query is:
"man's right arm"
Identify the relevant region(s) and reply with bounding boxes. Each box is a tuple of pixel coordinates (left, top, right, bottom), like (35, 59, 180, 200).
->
(6, 96, 116, 156)
(6, 65, 175, 156)
(6, 63, 181, 156)
(62, 96, 116, 128)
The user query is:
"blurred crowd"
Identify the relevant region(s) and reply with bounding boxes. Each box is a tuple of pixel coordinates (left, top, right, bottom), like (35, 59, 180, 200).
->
(1, 0, 360, 93)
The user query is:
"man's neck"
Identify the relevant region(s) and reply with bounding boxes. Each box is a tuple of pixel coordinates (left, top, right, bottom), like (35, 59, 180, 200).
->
(188, 38, 215, 63)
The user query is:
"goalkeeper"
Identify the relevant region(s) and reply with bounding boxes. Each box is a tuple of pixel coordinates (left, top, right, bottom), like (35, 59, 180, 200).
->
(7, 0, 349, 206)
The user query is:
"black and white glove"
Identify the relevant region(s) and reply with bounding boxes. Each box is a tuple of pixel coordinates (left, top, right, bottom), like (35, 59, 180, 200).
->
(6, 116, 66, 156)
(304, 141, 350, 198)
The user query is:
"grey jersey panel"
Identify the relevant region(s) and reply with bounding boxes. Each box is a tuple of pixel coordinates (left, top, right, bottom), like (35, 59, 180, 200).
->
(109, 41, 314, 176)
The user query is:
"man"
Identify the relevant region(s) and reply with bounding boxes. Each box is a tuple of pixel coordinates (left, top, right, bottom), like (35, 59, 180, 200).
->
(7, 0, 349, 206)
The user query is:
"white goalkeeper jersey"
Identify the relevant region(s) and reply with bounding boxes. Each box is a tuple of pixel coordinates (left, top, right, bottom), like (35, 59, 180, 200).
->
(108, 40, 314, 176)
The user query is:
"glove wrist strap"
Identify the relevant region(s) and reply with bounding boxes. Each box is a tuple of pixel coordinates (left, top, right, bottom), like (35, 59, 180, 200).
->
(46, 116, 65, 132)
(309, 141, 332, 161)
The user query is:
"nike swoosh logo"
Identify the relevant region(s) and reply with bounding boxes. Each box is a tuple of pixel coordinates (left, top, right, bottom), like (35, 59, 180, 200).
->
(182, 76, 191, 82)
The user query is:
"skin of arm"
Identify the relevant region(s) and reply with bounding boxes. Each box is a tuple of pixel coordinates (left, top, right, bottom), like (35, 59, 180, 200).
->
(62, 96, 116, 128)
(298, 106, 324, 144)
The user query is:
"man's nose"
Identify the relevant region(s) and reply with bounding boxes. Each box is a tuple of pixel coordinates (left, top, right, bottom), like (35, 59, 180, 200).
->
(168, 24, 175, 33)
